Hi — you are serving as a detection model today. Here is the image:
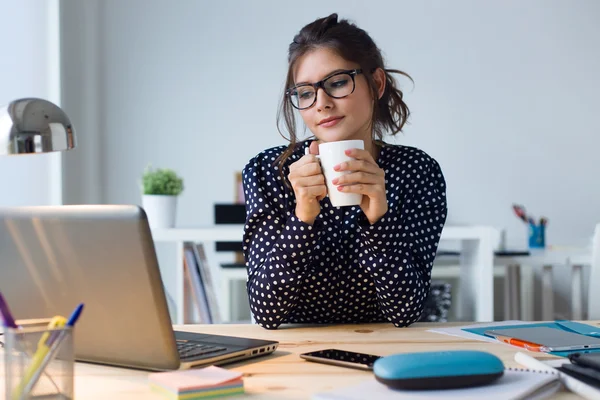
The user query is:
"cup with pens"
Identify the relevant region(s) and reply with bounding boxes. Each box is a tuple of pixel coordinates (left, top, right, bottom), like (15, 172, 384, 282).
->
(0, 292, 83, 400)
(512, 204, 548, 249)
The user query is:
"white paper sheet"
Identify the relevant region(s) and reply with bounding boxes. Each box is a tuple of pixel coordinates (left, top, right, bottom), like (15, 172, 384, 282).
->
(313, 370, 561, 400)
(427, 320, 530, 343)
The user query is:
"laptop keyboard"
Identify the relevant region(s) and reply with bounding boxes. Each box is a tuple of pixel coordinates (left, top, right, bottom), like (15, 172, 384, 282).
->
(176, 340, 228, 360)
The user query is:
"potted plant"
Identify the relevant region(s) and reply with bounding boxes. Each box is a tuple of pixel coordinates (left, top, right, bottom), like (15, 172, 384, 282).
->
(141, 166, 184, 229)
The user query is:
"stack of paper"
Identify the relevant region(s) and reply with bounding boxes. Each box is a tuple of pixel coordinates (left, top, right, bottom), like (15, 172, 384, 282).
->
(149, 366, 244, 399)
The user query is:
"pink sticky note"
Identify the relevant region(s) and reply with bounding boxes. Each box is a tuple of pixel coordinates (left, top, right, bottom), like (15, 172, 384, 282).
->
(149, 366, 243, 393)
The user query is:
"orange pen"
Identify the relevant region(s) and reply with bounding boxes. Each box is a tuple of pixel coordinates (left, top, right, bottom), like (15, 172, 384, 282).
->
(491, 334, 549, 352)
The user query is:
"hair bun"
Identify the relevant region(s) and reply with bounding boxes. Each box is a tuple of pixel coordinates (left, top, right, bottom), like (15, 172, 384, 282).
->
(322, 13, 338, 29)
(312, 13, 338, 38)
(292, 13, 339, 46)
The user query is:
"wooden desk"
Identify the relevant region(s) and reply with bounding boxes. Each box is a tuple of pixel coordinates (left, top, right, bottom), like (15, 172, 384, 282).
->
(20, 322, 585, 399)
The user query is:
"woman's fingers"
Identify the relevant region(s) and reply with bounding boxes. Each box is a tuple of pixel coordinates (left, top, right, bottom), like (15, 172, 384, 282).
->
(337, 182, 385, 196)
(296, 160, 323, 177)
(295, 184, 327, 201)
(334, 159, 382, 175)
(292, 174, 325, 188)
(289, 163, 327, 202)
(290, 154, 319, 172)
(343, 148, 375, 161)
(332, 171, 381, 186)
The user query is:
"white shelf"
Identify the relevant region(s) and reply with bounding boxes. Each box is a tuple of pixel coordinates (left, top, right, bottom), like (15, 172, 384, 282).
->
(151, 225, 491, 242)
(151, 224, 499, 324)
(151, 225, 244, 242)
(440, 226, 497, 240)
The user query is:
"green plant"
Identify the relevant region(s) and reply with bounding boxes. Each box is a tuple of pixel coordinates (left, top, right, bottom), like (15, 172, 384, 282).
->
(142, 166, 184, 196)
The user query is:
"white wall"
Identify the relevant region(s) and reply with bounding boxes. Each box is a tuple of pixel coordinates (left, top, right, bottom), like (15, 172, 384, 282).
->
(59, 1, 600, 319)
(0, 0, 61, 206)
(64, 0, 600, 246)
(61, 0, 103, 205)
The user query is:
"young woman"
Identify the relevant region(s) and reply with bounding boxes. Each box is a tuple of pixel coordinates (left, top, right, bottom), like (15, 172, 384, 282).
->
(242, 13, 447, 329)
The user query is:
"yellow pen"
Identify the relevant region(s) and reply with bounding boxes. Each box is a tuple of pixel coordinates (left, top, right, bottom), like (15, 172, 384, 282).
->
(12, 315, 67, 400)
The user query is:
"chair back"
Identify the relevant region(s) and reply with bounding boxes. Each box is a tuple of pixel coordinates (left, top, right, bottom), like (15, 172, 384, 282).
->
(214, 203, 246, 267)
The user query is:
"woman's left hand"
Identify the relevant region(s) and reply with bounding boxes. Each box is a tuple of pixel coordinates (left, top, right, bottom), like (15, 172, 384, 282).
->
(332, 148, 387, 224)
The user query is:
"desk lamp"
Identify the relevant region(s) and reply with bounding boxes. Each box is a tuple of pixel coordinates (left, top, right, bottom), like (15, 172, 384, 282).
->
(0, 98, 76, 155)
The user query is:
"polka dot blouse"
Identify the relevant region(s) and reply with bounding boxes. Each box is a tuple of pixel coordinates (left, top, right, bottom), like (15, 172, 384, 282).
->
(242, 140, 447, 329)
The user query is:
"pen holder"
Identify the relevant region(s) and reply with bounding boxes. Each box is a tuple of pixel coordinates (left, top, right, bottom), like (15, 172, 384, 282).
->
(4, 319, 74, 400)
(528, 224, 546, 249)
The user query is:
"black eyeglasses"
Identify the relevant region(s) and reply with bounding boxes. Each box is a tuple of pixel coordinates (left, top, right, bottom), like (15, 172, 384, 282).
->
(286, 69, 363, 110)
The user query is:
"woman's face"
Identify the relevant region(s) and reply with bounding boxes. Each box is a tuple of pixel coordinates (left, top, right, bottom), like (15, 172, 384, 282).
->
(292, 47, 375, 144)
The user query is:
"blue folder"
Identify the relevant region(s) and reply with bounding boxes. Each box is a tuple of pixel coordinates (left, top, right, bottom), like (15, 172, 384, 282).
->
(463, 322, 600, 357)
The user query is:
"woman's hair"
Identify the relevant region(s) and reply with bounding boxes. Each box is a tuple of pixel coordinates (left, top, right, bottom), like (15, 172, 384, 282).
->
(275, 13, 412, 177)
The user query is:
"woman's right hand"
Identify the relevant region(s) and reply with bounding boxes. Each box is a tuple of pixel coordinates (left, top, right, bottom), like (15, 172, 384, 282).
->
(288, 141, 326, 225)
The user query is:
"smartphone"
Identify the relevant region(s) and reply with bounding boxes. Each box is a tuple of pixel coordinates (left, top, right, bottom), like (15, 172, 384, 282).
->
(559, 363, 600, 385)
(569, 352, 600, 371)
(299, 349, 381, 371)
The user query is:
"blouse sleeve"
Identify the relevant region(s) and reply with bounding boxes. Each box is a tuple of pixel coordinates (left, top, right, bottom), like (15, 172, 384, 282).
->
(356, 157, 447, 327)
(241, 153, 323, 329)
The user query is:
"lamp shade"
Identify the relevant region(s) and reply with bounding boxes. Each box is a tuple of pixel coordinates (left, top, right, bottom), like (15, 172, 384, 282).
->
(0, 98, 76, 155)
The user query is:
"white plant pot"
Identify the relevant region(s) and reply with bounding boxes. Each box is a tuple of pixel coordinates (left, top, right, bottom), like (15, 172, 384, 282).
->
(142, 194, 178, 229)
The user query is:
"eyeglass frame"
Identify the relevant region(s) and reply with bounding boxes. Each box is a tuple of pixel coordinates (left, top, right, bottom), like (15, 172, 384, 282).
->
(285, 68, 364, 110)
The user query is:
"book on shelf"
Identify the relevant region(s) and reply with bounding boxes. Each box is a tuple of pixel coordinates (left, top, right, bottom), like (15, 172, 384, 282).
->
(192, 242, 221, 324)
(182, 257, 198, 323)
(183, 244, 212, 323)
(182, 242, 221, 324)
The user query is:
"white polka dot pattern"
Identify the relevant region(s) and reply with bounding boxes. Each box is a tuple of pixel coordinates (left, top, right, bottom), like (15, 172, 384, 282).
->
(241, 141, 447, 329)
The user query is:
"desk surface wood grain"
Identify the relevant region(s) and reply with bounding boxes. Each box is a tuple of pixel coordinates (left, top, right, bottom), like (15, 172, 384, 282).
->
(13, 322, 592, 399)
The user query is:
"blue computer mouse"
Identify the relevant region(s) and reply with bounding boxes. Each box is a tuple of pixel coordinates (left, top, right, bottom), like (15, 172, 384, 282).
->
(373, 350, 504, 390)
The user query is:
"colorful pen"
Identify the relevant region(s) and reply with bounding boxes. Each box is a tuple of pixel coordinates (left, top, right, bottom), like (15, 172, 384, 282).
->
(0, 291, 18, 328)
(512, 204, 528, 223)
(37, 315, 68, 349)
(14, 303, 84, 399)
(64, 303, 84, 327)
(12, 316, 67, 399)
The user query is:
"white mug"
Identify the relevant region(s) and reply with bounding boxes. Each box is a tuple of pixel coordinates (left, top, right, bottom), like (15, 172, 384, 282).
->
(311, 140, 364, 207)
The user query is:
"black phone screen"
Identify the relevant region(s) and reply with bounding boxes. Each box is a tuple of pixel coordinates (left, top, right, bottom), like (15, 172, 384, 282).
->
(569, 352, 600, 371)
(300, 349, 381, 370)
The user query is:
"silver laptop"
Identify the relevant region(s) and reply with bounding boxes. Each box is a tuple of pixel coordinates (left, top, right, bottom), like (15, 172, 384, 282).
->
(0, 204, 278, 371)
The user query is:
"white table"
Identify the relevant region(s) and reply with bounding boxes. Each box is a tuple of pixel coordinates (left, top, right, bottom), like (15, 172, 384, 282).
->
(151, 225, 498, 324)
(496, 247, 592, 321)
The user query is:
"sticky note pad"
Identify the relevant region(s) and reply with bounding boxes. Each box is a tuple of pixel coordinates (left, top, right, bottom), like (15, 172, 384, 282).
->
(149, 366, 244, 399)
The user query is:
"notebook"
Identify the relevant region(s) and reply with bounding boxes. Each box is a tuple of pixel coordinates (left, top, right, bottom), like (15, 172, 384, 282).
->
(312, 368, 561, 400)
